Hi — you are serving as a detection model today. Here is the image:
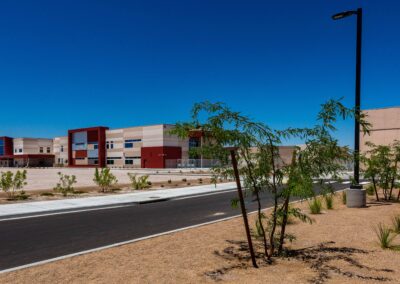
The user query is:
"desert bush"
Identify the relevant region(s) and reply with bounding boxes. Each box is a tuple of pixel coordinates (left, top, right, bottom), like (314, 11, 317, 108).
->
(375, 223, 396, 249)
(0, 170, 28, 199)
(93, 168, 118, 193)
(308, 198, 322, 214)
(324, 194, 334, 209)
(366, 184, 375, 196)
(168, 179, 172, 184)
(342, 191, 347, 205)
(392, 215, 400, 234)
(182, 178, 187, 182)
(40, 192, 54, 197)
(128, 173, 150, 190)
(54, 172, 77, 196)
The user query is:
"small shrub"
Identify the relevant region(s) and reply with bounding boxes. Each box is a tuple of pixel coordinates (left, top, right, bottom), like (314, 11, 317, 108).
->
(0, 170, 28, 199)
(324, 194, 334, 210)
(187, 182, 191, 186)
(73, 190, 86, 194)
(40, 192, 54, 197)
(308, 198, 322, 214)
(375, 223, 396, 249)
(342, 191, 347, 205)
(168, 179, 172, 184)
(128, 173, 150, 190)
(54, 172, 77, 196)
(182, 178, 187, 182)
(15, 190, 29, 200)
(366, 185, 375, 196)
(392, 216, 400, 234)
(160, 184, 164, 188)
(198, 178, 203, 184)
(93, 168, 118, 193)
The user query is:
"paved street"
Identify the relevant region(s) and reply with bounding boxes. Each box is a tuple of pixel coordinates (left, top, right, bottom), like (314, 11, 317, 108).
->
(0, 180, 353, 271)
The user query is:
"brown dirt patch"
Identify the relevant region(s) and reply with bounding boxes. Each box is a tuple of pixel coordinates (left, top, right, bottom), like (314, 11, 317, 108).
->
(1, 195, 400, 283)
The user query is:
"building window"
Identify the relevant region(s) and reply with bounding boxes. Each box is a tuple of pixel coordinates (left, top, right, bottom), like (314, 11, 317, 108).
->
(106, 141, 114, 149)
(125, 159, 133, 165)
(124, 139, 141, 148)
(19, 149, 22, 153)
(39, 147, 44, 153)
(47, 147, 51, 153)
(107, 159, 114, 165)
(94, 144, 98, 150)
(61, 145, 64, 152)
(14, 149, 17, 153)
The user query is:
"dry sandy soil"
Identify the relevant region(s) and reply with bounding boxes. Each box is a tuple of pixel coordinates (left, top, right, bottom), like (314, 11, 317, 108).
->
(1, 195, 400, 284)
(0, 168, 212, 191)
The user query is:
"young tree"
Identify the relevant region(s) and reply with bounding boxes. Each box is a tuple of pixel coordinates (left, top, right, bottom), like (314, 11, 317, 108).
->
(0, 170, 27, 199)
(171, 98, 370, 265)
(93, 168, 118, 193)
(362, 141, 400, 201)
(54, 172, 77, 196)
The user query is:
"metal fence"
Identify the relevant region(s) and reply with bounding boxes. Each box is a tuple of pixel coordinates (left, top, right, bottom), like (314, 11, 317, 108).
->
(165, 159, 220, 169)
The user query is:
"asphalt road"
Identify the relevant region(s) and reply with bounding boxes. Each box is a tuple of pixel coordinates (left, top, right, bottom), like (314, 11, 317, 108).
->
(0, 181, 351, 271)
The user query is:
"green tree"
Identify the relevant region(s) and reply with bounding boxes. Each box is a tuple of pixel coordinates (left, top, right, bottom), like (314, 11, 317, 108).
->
(54, 172, 77, 196)
(171, 98, 370, 264)
(0, 170, 27, 199)
(93, 168, 118, 193)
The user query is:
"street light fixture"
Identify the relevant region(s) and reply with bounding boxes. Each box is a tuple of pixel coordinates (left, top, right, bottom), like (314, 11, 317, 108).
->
(332, 8, 363, 191)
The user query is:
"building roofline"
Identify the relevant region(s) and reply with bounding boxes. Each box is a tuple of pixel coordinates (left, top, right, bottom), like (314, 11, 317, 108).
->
(363, 106, 400, 111)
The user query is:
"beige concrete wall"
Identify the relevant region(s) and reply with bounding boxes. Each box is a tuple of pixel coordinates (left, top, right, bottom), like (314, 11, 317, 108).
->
(105, 124, 189, 167)
(361, 107, 400, 153)
(13, 138, 53, 155)
(53, 136, 68, 165)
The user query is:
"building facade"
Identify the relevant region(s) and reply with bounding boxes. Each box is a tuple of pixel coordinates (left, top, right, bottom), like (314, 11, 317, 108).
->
(360, 107, 400, 153)
(0, 124, 201, 168)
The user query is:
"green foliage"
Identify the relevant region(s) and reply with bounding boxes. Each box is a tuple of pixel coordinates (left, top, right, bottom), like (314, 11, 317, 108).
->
(342, 191, 347, 205)
(54, 172, 77, 196)
(0, 170, 28, 199)
(308, 198, 322, 214)
(128, 173, 150, 190)
(170, 98, 370, 261)
(375, 223, 396, 249)
(362, 140, 400, 201)
(366, 184, 375, 196)
(392, 216, 400, 234)
(15, 190, 29, 200)
(40, 192, 54, 197)
(93, 168, 118, 193)
(324, 194, 334, 209)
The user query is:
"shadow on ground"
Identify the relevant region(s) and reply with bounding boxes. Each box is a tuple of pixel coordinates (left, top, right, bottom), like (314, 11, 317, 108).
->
(205, 240, 394, 283)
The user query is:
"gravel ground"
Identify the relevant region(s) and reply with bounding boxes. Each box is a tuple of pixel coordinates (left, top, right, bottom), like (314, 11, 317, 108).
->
(1, 195, 400, 283)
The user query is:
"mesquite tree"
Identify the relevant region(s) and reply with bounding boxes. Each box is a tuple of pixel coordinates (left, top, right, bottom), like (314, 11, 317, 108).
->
(362, 141, 400, 201)
(171, 98, 370, 264)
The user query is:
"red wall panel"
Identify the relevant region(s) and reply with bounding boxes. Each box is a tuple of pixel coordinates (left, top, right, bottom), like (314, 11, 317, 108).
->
(75, 150, 87, 158)
(141, 146, 182, 168)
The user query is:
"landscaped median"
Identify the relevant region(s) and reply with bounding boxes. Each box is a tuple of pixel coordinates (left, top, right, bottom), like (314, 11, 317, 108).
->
(1, 194, 399, 283)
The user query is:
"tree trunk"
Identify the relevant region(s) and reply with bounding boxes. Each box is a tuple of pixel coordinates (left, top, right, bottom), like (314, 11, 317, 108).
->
(278, 195, 290, 254)
(372, 177, 379, 201)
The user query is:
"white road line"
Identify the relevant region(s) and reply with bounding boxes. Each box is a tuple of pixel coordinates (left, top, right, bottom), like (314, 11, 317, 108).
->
(342, 181, 351, 184)
(360, 181, 371, 185)
(0, 204, 132, 222)
(325, 181, 337, 184)
(172, 189, 235, 201)
(0, 189, 347, 275)
(0, 189, 236, 222)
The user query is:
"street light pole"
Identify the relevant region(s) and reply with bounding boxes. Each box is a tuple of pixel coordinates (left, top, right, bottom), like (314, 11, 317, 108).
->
(332, 8, 363, 189)
(353, 8, 362, 188)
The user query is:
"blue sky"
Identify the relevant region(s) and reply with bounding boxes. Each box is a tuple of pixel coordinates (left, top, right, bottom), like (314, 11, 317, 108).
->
(0, 0, 399, 146)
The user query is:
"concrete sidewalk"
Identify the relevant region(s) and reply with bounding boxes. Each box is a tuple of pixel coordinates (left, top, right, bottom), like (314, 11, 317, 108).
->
(0, 182, 236, 218)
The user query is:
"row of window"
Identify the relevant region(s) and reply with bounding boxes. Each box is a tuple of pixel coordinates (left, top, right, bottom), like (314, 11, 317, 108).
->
(107, 156, 141, 165)
(13, 147, 51, 154)
(106, 139, 142, 150)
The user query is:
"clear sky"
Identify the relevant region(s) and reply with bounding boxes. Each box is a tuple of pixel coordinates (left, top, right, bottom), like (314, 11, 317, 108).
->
(0, 0, 399, 146)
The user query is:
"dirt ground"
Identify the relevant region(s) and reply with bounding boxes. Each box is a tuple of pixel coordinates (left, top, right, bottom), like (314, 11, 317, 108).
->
(1, 194, 400, 284)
